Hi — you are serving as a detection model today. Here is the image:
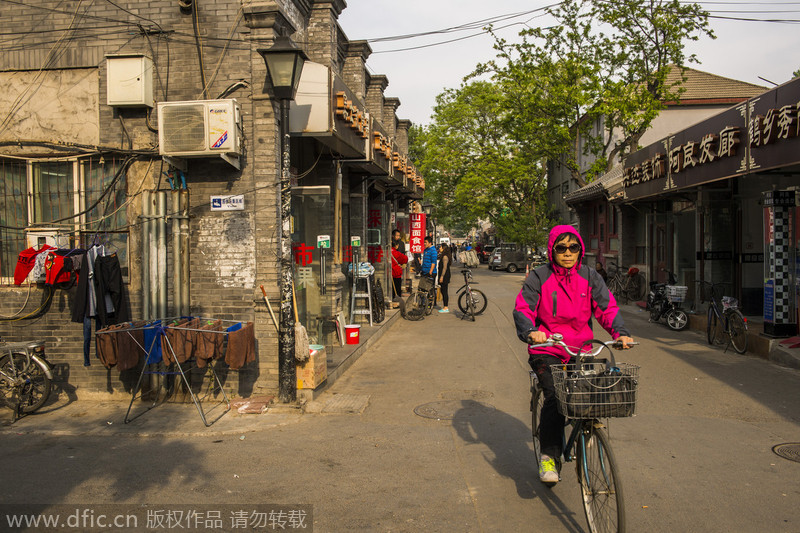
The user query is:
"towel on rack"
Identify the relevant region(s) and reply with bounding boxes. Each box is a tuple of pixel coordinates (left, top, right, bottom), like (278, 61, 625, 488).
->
(143, 320, 163, 364)
(161, 318, 192, 364)
(196, 320, 223, 368)
(225, 321, 255, 370)
(116, 323, 145, 372)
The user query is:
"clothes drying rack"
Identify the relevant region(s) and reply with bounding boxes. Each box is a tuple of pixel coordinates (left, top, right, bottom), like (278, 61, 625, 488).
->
(96, 316, 251, 426)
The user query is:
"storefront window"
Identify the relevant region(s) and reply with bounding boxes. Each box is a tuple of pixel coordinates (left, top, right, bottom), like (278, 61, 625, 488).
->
(291, 188, 331, 344)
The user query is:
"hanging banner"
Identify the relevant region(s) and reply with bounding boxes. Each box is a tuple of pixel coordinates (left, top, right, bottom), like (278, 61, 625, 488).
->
(410, 213, 426, 254)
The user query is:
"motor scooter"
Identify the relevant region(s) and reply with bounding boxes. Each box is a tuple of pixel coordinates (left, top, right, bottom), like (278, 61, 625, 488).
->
(646, 270, 689, 331)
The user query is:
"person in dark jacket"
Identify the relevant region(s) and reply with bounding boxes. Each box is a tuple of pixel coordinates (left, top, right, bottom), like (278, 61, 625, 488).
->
(437, 243, 452, 313)
(513, 225, 634, 485)
(596, 261, 608, 283)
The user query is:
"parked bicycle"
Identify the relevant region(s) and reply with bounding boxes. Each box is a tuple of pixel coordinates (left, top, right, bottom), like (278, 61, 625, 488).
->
(403, 275, 436, 321)
(0, 338, 53, 421)
(697, 281, 748, 354)
(529, 334, 638, 533)
(456, 268, 487, 321)
(607, 262, 645, 303)
(646, 269, 689, 331)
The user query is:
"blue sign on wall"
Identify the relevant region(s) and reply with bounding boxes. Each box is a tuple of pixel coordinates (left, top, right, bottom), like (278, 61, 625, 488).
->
(764, 279, 774, 323)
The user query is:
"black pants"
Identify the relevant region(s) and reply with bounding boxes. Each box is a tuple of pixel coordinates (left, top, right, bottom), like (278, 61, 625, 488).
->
(439, 280, 449, 307)
(392, 277, 402, 298)
(531, 353, 566, 459)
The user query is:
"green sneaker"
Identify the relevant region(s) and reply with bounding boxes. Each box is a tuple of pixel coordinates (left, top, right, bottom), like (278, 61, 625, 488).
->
(539, 455, 559, 484)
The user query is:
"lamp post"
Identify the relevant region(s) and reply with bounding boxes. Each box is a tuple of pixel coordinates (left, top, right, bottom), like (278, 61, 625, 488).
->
(258, 36, 308, 403)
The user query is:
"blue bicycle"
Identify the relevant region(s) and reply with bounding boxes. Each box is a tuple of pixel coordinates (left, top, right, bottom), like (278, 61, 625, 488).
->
(529, 334, 639, 533)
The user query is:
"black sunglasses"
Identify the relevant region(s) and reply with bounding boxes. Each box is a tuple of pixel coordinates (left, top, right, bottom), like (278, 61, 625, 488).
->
(554, 243, 581, 254)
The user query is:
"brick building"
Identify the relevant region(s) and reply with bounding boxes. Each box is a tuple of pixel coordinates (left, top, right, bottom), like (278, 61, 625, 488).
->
(0, 1, 422, 400)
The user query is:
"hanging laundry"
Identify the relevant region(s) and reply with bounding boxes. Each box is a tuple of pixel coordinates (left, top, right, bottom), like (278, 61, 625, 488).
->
(225, 321, 255, 370)
(93, 252, 130, 327)
(14, 245, 56, 285)
(44, 248, 85, 288)
(196, 320, 224, 368)
(71, 244, 105, 324)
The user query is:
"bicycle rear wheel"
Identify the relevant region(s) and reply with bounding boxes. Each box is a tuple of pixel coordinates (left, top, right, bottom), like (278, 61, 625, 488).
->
(578, 425, 625, 533)
(403, 291, 426, 321)
(727, 310, 748, 354)
(0, 354, 51, 414)
(457, 289, 487, 316)
(626, 274, 644, 302)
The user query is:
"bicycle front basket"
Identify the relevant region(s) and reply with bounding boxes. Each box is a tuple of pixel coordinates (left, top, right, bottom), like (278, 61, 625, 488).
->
(552, 362, 639, 419)
(417, 276, 434, 292)
(722, 296, 738, 310)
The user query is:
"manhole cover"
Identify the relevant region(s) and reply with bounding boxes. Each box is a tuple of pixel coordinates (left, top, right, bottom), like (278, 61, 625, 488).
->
(413, 400, 495, 420)
(773, 443, 800, 463)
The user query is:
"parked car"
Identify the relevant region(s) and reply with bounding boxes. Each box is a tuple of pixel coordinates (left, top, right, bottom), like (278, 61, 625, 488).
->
(489, 244, 530, 273)
(478, 245, 495, 263)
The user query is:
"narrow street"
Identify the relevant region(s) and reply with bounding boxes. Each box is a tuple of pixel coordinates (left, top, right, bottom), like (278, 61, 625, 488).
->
(2, 267, 799, 532)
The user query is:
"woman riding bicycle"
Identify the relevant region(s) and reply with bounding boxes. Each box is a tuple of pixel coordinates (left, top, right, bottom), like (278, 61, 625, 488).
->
(513, 225, 634, 484)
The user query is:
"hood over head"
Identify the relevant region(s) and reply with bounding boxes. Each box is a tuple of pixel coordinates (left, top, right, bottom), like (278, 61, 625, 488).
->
(548, 225, 585, 272)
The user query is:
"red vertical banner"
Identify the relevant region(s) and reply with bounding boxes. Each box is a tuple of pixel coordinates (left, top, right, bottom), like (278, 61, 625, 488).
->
(410, 213, 426, 254)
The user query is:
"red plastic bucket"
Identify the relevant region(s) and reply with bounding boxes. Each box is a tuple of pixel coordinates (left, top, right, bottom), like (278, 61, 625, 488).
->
(345, 324, 360, 345)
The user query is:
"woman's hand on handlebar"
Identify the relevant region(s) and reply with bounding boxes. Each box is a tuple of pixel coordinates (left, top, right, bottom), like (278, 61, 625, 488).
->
(528, 330, 547, 344)
(615, 336, 635, 349)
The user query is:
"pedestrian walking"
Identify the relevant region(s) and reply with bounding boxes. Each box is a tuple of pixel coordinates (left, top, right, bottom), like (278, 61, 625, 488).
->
(513, 225, 634, 485)
(421, 235, 438, 305)
(437, 243, 452, 313)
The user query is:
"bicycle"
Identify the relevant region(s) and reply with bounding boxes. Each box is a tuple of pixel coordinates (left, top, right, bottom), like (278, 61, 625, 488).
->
(697, 281, 748, 354)
(607, 262, 645, 303)
(369, 274, 385, 324)
(0, 338, 53, 421)
(403, 276, 436, 321)
(529, 334, 639, 533)
(455, 268, 487, 321)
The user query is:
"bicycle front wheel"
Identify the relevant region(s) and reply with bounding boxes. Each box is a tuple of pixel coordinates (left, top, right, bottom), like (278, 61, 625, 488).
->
(578, 425, 625, 533)
(707, 307, 724, 345)
(404, 292, 426, 321)
(728, 310, 748, 354)
(531, 385, 545, 467)
(458, 289, 487, 316)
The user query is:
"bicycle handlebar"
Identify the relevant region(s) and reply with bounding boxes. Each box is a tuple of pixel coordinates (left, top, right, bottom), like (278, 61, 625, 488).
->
(528, 333, 638, 360)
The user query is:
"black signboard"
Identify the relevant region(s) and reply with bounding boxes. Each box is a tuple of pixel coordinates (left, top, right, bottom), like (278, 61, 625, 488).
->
(624, 77, 800, 201)
(696, 250, 733, 261)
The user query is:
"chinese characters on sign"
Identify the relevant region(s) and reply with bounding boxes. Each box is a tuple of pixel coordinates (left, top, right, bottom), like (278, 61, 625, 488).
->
(624, 126, 741, 188)
(292, 243, 314, 266)
(410, 213, 426, 254)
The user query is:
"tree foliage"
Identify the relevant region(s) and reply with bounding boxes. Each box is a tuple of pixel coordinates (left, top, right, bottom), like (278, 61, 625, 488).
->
(409, 0, 713, 247)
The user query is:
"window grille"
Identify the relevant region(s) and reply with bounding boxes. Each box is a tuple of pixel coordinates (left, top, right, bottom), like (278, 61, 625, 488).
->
(0, 156, 128, 283)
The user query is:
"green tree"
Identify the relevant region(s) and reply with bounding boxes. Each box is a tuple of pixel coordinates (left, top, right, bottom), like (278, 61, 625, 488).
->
(410, 81, 553, 249)
(479, 0, 714, 183)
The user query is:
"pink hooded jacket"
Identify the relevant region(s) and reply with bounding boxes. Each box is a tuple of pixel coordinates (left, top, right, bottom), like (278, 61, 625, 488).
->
(513, 225, 630, 362)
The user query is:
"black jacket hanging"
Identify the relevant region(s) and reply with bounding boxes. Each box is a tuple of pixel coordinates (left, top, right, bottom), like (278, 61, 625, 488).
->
(93, 253, 130, 327)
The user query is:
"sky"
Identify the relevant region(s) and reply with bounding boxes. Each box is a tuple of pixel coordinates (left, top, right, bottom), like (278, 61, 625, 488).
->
(337, 0, 800, 126)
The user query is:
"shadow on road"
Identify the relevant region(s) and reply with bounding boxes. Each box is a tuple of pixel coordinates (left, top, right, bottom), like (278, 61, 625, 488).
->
(451, 400, 586, 533)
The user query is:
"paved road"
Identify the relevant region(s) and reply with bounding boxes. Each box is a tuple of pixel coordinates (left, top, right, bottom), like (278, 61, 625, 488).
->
(1, 267, 799, 532)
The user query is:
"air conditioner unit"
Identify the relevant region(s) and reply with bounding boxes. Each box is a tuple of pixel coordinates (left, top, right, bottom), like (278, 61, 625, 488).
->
(158, 99, 242, 169)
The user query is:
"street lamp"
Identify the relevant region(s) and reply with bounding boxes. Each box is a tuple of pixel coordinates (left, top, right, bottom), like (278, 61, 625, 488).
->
(421, 202, 436, 244)
(258, 36, 308, 403)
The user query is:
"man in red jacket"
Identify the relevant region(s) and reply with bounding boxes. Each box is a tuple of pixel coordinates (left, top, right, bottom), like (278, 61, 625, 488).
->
(514, 225, 634, 484)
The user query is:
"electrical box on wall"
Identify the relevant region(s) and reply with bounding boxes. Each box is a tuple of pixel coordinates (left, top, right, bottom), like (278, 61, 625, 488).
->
(25, 229, 72, 249)
(106, 54, 154, 108)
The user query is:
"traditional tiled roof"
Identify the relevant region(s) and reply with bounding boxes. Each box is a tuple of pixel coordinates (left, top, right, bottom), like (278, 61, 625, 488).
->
(564, 163, 624, 205)
(664, 65, 766, 104)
